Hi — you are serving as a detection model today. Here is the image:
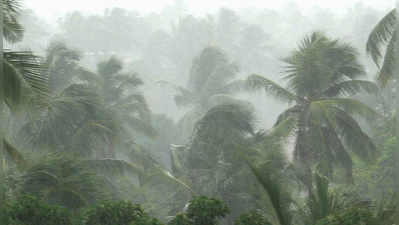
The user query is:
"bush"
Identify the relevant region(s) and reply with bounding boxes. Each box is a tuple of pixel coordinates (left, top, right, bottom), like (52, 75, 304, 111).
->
(84, 200, 160, 225)
(235, 210, 271, 225)
(184, 196, 230, 225)
(167, 213, 193, 225)
(315, 207, 377, 225)
(5, 195, 72, 225)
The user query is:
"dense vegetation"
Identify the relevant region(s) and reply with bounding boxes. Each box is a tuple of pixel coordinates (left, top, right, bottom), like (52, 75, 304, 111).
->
(2, 0, 399, 224)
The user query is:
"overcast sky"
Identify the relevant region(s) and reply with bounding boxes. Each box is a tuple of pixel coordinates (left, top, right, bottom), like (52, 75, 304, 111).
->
(24, 0, 395, 21)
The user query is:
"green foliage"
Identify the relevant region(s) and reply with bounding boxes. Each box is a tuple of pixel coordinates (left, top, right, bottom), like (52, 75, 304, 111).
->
(234, 210, 271, 225)
(84, 201, 151, 225)
(130, 215, 164, 225)
(5, 195, 72, 225)
(19, 156, 111, 209)
(185, 196, 230, 225)
(315, 207, 377, 225)
(168, 214, 193, 225)
(366, 9, 397, 86)
(246, 32, 377, 190)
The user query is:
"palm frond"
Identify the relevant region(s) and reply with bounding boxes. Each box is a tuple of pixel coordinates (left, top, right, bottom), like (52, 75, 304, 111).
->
(378, 31, 397, 86)
(82, 159, 144, 177)
(307, 172, 345, 223)
(366, 9, 396, 67)
(323, 80, 378, 97)
(196, 103, 256, 135)
(270, 117, 297, 140)
(124, 114, 157, 138)
(3, 138, 27, 170)
(312, 98, 378, 122)
(20, 156, 111, 208)
(331, 108, 376, 161)
(283, 32, 365, 97)
(246, 74, 297, 103)
(3, 51, 49, 106)
(247, 162, 292, 225)
(320, 127, 353, 183)
(220, 79, 248, 94)
(2, 0, 24, 43)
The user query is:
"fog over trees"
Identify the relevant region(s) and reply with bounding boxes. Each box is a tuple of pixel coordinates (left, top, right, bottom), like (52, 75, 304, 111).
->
(2, 0, 399, 224)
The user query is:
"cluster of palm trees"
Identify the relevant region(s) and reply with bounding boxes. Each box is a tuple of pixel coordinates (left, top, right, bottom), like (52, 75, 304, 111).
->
(3, 0, 399, 224)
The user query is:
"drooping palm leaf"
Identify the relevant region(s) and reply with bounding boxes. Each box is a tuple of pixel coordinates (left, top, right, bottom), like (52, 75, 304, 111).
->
(2, 0, 24, 43)
(379, 31, 397, 86)
(247, 161, 292, 225)
(246, 74, 297, 103)
(366, 9, 396, 67)
(3, 138, 27, 170)
(322, 80, 378, 97)
(3, 50, 49, 108)
(312, 98, 378, 122)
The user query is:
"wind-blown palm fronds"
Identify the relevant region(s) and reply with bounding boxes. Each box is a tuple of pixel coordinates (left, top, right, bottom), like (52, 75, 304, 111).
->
(162, 47, 247, 142)
(246, 32, 377, 191)
(3, 50, 49, 109)
(3, 139, 27, 170)
(247, 152, 292, 225)
(366, 9, 397, 86)
(2, 0, 49, 108)
(19, 156, 113, 209)
(2, 0, 24, 43)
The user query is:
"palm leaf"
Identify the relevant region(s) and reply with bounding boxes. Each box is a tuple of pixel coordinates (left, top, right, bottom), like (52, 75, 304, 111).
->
(4, 51, 49, 103)
(82, 159, 144, 177)
(3, 138, 27, 170)
(246, 74, 297, 103)
(378, 31, 397, 86)
(366, 9, 396, 67)
(2, 0, 24, 43)
(312, 98, 378, 122)
(322, 80, 378, 97)
(331, 107, 376, 161)
(247, 161, 291, 225)
(196, 103, 256, 135)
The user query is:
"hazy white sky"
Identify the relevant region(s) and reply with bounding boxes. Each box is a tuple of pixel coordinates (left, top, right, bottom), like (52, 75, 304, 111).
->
(24, 0, 395, 21)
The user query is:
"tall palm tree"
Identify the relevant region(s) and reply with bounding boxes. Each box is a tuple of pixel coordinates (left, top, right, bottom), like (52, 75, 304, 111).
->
(366, 9, 397, 86)
(246, 32, 378, 195)
(170, 103, 261, 222)
(1, 0, 48, 186)
(163, 46, 245, 142)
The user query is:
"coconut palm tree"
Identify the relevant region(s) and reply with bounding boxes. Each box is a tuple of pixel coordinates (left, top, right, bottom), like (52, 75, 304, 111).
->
(246, 32, 378, 195)
(163, 46, 245, 142)
(1, 0, 48, 184)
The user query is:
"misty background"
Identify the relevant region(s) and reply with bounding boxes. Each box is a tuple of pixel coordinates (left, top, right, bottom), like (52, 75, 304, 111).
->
(4, 0, 399, 224)
(14, 0, 394, 127)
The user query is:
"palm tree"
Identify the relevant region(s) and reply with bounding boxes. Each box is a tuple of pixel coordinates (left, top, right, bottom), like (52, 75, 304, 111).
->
(1, 0, 48, 188)
(3, 0, 48, 109)
(169, 103, 261, 222)
(366, 9, 397, 86)
(163, 46, 245, 142)
(246, 32, 378, 195)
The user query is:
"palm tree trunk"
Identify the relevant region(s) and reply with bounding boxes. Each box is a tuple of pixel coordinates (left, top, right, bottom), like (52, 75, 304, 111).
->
(297, 110, 313, 197)
(395, 5, 399, 152)
(0, 44, 6, 205)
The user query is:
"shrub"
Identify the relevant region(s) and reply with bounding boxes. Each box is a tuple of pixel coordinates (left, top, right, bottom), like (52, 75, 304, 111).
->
(185, 196, 230, 225)
(235, 210, 271, 225)
(6, 195, 72, 225)
(84, 200, 158, 225)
